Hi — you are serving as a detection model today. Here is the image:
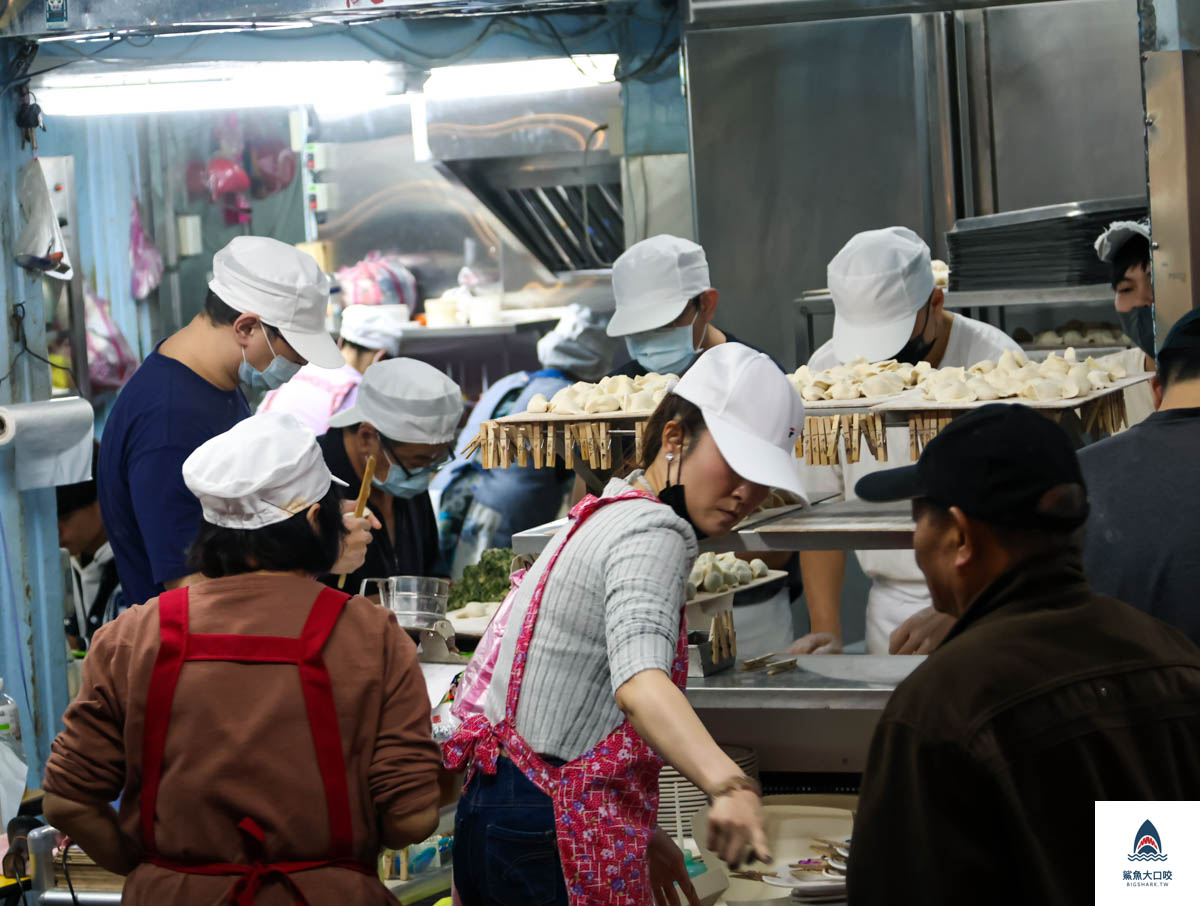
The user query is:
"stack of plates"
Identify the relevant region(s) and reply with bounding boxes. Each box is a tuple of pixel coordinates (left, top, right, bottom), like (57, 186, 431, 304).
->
(947, 196, 1147, 291)
(657, 745, 758, 838)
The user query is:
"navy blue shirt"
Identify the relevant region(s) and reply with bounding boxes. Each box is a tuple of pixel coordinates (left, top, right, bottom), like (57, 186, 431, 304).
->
(98, 349, 250, 604)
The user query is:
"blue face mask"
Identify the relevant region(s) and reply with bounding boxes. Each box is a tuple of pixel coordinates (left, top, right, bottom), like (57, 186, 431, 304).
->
(626, 312, 701, 376)
(374, 450, 435, 499)
(239, 328, 301, 392)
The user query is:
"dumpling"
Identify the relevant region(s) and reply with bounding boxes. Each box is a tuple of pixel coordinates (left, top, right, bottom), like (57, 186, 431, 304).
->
(1060, 377, 1083, 399)
(931, 379, 976, 403)
(749, 558, 769, 579)
(731, 560, 753, 585)
(526, 393, 549, 414)
(1088, 369, 1110, 389)
(862, 372, 906, 398)
(1064, 347, 1078, 364)
(938, 366, 966, 384)
(695, 552, 716, 571)
(983, 371, 1021, 397)
(1033, 330, 1062, 347)
(550, 389, 583, 414)
(801, 384, 827, 402)
(998, 349, 1027, 374)
(689, 563, 706, 588)
(702, 569, 725, 593)
(1041, 354, 1069, 376)
(584, 393, 621, 413)
(893, 364, 918, 386)
(968, 359, 997, 375)
(828, 381, 863, 401)
(1062, 329, 1086, 347)
(624, 390, 657, 413)
(791, 366, 812, 386)
(1066, 364, 1093, 392)
(1021, 378, 1065, 402)
(600, 374, 634, 397)
(966, 377, 1000, 401)
(914, 361, 934, 376)
(685, 581, 698, 600)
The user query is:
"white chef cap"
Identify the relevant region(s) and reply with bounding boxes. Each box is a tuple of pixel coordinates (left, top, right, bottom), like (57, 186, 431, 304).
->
(209, 236, 342, 370)
(183, 412, 348, 530)
(607, 235, 711, 337)
(328, 358, 463, 444)
(339, 304, 410, 357)
(537, 305, 619, 382)
(827, 227, 936, 364)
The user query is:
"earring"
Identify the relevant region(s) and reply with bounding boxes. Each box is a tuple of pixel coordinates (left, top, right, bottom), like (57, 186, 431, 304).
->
(665, 453, 675, 462)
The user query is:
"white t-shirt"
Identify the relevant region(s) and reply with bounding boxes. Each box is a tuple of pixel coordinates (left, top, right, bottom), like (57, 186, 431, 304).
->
(803, 313, 1021, 652)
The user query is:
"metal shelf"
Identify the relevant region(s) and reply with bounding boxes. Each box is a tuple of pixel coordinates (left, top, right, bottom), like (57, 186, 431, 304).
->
(943, 284, 1114, 308)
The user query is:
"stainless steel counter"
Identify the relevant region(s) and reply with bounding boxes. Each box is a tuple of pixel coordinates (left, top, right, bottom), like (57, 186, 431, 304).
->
(511, 498, 915, 555)
(687, 655, 924, 773)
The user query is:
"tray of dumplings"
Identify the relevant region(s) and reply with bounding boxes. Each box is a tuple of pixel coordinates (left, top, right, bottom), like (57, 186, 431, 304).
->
(462, 372, 678, 471)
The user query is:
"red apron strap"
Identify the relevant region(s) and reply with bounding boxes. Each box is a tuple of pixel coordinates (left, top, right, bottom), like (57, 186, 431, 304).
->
(187, 634, 303, 663)
(297, 587, 354, 858)
(140, 587, 191, 854)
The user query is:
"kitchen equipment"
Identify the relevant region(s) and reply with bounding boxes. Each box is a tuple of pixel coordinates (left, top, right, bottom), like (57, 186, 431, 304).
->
(657, 745, 759, 840)
(361, 576, 461, 664)
(338, 454, 375, 589)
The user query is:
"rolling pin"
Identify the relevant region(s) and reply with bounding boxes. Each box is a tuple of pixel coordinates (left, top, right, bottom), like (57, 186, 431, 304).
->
(337, 454, 376, 589)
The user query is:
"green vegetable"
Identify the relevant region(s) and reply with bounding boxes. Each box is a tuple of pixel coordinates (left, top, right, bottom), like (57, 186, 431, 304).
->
(449, 547, 515, 610)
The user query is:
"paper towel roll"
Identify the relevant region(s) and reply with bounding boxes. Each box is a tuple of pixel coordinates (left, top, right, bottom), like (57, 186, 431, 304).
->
(0, 397, 94, 491)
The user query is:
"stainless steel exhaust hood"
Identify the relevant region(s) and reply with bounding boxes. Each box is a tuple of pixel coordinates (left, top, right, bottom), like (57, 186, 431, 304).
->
(424, 77, 624, 273)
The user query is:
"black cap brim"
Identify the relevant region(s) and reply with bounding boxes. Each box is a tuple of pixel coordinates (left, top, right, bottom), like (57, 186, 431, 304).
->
(855, 464, 925, 503)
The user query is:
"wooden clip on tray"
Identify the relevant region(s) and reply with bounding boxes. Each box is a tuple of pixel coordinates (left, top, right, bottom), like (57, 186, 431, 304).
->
(463, 410, 652, 471)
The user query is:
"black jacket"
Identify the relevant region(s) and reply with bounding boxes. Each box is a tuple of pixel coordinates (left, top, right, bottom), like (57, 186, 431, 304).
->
(317, 428, 446, 593)
(847, 548, 1200, 906)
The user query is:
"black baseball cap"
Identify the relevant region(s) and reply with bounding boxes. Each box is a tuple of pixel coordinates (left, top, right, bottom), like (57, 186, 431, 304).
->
(855, 404, 1089, 530)
(1158, 307, 1200, 358)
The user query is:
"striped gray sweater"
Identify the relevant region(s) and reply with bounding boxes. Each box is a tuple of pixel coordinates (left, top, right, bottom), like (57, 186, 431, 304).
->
(483, 473, 698, 760)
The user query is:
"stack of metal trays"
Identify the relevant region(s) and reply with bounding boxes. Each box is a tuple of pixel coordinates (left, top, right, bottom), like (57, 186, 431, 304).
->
(947, 196, 1147, 291)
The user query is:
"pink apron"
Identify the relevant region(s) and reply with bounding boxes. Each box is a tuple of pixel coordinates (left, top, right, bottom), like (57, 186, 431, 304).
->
(444, 490, 689, 906)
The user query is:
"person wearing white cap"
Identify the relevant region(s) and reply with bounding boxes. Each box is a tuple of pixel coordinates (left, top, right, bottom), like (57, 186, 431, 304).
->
(318, 357, 464, 591)
(98, 235, 372, 607)
(1095, 220, 1155, 358)
(259, 303, 411, 435)
(433, 304, 620, 575)
(605, 234, 780, 379)
(446, 343, 805, 906)
(791, 227, 1020, 657)
(44, 412, 444, 904)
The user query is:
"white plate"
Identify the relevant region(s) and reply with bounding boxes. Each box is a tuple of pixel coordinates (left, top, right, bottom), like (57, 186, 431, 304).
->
(761, 873, 846, 892)
(446, 611, 498, 637)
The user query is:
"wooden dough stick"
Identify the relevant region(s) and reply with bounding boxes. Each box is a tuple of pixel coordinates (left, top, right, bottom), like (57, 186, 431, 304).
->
(601, 422, 611, 469)
(909, 415, 919, 462)
(804, 417, 814, 465)
(877, 413, 888, 462)
(829, 415, 841, 464)
(726, 611, 737, 660)
(499, 425, 511, 469)
(794, 432, 804, 459)
(546, 423, 555, 468)
(337, 454, 376, 590)
(532, 424, 544, 470)
(710, 615, 722, 661)
(564, 424, 575, 469)
(635, 420, 645, 466)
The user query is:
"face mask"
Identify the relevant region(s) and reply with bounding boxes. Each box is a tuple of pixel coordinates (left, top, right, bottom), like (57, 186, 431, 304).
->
(657, 451, 707, 540)
(626, 312, 701, 375)
(894, 305, 935, 365)
(1117, 305, 1156, 357)
(373, 450, 435, 499)
(239, 328, 301, 392)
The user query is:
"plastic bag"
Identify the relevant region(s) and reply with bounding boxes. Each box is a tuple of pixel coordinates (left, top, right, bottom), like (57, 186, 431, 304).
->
(15, 159, 72, 280)
(336, 252, 418, 309)
(450, 568, 527, 722)
(85, 285, 138, 391)
(130, 199, 163, 301)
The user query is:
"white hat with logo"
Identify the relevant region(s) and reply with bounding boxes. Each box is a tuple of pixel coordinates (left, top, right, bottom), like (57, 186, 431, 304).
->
(607, 235, 712, 338)
(183, 412, 348, 530)
(328, 358, 463, 444)
(673, 343, 808, 500)
(827, 227, 936, 364)
(339, 304, 410, 357)
(209, 236, 342, 370)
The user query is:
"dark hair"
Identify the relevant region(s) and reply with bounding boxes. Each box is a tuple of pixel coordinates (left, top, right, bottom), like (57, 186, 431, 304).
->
(204, 288, 282, 341)
(640, 394, 707, 470)
(1110, 235, 1151, 289)
(1158, 348, 1200, 389)
(915, 487, 1087, 556)
(341, 339, 376, 356)
(57, 442, 100, 518)
(186, 486, 348, 578)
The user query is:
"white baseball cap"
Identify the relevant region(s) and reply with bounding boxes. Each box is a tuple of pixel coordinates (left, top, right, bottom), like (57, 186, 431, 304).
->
(1094, 220, 1151, 263)
(537, 304, 618, 382)
(827, 227, 936, 364)
(607, 235, 711, 337)
(340, 304, 410, 357)
(209, 236, 342, 370)
(673, 343, 808, 500)
(183, 412, 348, 530)
(329, 358, 463, 444)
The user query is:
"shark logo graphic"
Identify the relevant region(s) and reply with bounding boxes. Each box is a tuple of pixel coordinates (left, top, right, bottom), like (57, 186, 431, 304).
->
(1129, 819, 1168, 862)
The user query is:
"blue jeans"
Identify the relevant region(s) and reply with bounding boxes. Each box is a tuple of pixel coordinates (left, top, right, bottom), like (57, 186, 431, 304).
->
(454, 756, 568, 906)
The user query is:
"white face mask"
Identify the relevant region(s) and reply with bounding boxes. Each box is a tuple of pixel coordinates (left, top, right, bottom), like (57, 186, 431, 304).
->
(239, 327, 301, 392)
